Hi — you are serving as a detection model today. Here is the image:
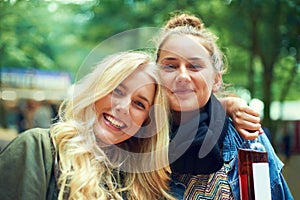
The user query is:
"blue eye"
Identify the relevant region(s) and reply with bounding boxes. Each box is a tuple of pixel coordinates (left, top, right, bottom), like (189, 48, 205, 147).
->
(113, 87, 124, 96)
(189, 64, 202, 70)
(134, 100, 146, 109)
(161, 64, 176, 71)
(165, 64, 176, 69)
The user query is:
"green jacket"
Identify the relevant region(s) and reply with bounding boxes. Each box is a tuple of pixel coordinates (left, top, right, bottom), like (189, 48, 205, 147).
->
(0, 128, 58, 200)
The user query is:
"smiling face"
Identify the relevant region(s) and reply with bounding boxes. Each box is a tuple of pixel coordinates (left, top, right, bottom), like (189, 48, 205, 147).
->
(157, 34, 221, 112)
(94, 69, 156, 145)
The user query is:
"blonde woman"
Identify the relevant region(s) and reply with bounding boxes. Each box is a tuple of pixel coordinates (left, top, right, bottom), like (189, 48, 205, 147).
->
(0, 52, 175, 200)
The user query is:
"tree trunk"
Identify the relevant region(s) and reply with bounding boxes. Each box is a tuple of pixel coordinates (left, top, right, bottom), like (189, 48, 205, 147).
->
(249, 15, 258, 97)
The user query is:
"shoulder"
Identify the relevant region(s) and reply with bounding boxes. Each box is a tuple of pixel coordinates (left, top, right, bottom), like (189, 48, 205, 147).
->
(223, 119, 244, 149)
(222, 118, 244, 161)
(9, 128, 51, 148)
(1, 128, 52, 159)
(19, 128, 51, 140)
(0, 128, 55, 199)
(257, 131, 278, 157)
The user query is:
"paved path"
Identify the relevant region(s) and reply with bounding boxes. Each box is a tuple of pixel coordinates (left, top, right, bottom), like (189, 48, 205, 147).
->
(278, 154, 300, 199)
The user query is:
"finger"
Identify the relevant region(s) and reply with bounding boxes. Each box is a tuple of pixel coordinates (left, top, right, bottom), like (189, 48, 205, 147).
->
(240, 120, 261, 131)
(241, 106, 260, 117)
(232, 114, 261, 127)
(259, 128, 264, 134)
(243, 113, 261, 124)
(234, 111, 261, 124)
(237, 128, 259, 140)
(233, 117, 261, 134)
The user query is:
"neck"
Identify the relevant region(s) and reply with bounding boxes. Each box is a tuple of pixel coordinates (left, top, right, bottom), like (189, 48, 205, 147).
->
(171, 107, 206, 125)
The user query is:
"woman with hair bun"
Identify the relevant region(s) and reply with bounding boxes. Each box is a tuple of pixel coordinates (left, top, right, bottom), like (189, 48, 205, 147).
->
(156, 13, 293, 199)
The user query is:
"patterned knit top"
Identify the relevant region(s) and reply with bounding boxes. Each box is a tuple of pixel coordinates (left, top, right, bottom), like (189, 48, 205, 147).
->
(173, 163, 234, 200)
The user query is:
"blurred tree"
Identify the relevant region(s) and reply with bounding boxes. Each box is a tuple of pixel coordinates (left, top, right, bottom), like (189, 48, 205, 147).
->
(0, 1, 55, 69)
(0, 0, 89, 73)
(0, 0, 299, 141)
(0, 0, 89, 127)
(219, 0, 300, 139)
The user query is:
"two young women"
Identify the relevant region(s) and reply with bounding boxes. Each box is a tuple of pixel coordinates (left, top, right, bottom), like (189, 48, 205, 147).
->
(0, 52, 259, 200)
(0, 14, 291, 200)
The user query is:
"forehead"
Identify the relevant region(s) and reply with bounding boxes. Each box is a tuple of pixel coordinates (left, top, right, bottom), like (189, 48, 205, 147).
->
(160, 34, 210, 60)
(122, 69, 156, 91)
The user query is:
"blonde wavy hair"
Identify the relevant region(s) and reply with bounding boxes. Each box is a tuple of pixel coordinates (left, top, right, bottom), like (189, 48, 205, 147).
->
(50, 51, 175, 199)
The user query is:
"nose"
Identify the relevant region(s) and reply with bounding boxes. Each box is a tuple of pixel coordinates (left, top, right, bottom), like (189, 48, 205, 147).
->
(176, 65, 191, 85)
(114, 98, 130, 115)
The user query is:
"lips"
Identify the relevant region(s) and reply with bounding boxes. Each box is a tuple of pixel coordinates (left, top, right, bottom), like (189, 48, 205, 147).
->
(103, 113, 127, 130)
(172, 88, 194, 94)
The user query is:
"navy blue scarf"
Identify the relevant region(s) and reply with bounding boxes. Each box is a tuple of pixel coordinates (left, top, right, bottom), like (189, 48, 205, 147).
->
(169, 95, 229, 174)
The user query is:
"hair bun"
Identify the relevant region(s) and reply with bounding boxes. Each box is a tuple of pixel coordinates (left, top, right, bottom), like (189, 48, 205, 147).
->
(165, 14, 204, 30)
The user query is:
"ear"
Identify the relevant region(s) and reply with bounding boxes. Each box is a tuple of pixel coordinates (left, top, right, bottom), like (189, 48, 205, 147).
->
(212, 73, 222, 93)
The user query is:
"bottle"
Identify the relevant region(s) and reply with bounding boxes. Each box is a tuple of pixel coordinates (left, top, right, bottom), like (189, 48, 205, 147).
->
(238, 132, 271, 200)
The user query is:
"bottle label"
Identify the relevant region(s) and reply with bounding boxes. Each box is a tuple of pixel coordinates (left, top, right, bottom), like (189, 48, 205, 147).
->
(252, 163, 271, 200)
(239, 174, 249, 200)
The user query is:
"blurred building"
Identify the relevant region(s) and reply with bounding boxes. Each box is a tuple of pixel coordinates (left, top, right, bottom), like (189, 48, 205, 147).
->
(0, 67, 72, 131)
(1, 67, 71, 101)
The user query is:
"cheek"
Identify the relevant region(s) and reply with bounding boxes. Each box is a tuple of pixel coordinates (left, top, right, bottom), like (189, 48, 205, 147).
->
(94, 101, 102, 115)
(195, 73, 215, 91)
(160, 72, 174, 86)
(125, 110, 148, 137)
(94, 96, 111, 113)
(131, 110, 148, 126)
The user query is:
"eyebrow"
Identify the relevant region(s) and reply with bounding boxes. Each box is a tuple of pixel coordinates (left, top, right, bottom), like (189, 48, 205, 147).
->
(118, 83, 126, 89)
(161, 56, 203, 61)
(161, 57, 176, 61)
(188, 57, 203, 61)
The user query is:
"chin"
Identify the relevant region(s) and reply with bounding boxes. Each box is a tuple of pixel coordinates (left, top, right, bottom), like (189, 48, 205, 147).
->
(173, 105, 199, 112)
(181, 107, 199, 112)
(171, 98, 200, 110)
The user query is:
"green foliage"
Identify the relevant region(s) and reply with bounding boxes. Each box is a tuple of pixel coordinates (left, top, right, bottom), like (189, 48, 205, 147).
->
(0, 0, 299, 129)
(0, 0, 89, 73)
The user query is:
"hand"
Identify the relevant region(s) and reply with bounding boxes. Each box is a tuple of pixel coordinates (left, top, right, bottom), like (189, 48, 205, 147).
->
(221, 97, 262, 140)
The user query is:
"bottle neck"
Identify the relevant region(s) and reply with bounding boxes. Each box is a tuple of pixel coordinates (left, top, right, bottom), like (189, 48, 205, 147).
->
(242, 138, 266, 152)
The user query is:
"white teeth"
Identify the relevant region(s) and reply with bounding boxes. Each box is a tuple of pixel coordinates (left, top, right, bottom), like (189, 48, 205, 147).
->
(105, 114, 126, 129)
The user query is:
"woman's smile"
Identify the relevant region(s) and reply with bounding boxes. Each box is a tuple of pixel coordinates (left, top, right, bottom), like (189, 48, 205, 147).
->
(94, 68, 155, 145)
(172, 88, 194, 95)
(103, 113, 128, 130)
